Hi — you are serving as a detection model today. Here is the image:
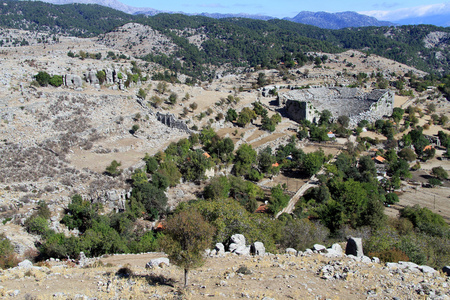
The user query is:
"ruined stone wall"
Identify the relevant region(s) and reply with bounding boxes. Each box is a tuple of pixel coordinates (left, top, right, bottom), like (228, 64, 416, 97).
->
(349, 90, 394, 127)
(285, 100, 321, 124)
(156, 112, 190, 133)
(283, 87, 394, 127)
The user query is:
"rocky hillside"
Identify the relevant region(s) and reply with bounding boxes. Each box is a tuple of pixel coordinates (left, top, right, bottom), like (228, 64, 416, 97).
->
(1, 1, 450, 75)
(0, 245, 449, 299)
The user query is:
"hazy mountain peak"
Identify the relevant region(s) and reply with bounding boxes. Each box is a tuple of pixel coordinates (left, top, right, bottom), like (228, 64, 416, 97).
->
(42, 0, 160, 15)
(284, 11, 395, 29)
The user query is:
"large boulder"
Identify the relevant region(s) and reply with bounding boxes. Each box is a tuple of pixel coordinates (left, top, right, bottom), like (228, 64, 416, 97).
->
(17, 259, 33, 270)
(105, 68, 114, 84)
(215, 243, 225, 255)
(85, 71, 99, 85)
(324, 243, 343, 257)
(250, 242, 265, 256)
(146, 257, 170, 269)
(345, 237, 363, 257)
(228, 234, 246, 253)
(64, 74, 82, 88)
(234, 245, 251, 256)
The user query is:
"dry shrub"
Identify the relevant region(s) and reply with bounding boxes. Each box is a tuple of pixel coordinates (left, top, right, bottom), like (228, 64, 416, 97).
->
(0, 252, 20, 269)
(35, 260, 51, 268)
(23, 248, 39, 262)
(116, 265, 133, 278)
(368, 248, 409, 263)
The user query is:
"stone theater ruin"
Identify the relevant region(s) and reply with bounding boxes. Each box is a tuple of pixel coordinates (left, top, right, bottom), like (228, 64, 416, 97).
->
(281, 87, 394, 127)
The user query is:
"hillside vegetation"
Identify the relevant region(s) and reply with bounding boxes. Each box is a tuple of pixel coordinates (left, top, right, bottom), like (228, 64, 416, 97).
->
(1, 1, 450, 77)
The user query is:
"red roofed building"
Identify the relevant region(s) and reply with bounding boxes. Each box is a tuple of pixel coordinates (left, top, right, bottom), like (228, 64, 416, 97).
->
(255, 204, 268, 213)
(372, 156, 386, 164)
(423, 145, 433, 152)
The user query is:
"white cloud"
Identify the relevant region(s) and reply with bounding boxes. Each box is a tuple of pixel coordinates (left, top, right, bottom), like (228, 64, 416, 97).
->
(360, 2, 450, 21)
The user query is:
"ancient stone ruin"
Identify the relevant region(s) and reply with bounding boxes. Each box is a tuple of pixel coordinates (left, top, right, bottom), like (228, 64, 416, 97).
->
(156, 112, 190, 133)
(282, 87, 394, 127)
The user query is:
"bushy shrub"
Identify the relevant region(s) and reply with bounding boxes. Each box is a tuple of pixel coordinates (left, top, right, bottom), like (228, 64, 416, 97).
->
(34, 71, 51, 86)
(385, 193, 399, 204)
(0, 234, 19, 269)
(280, 218, 329, 251)
(25, 216, 49, 236)
(368, 248, 409, 263)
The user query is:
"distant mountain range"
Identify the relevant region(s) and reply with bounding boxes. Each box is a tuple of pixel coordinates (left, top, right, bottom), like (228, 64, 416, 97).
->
(39, 0, 450, 28)
(283, 11, 394, 29)
(39, 0, 392, 29)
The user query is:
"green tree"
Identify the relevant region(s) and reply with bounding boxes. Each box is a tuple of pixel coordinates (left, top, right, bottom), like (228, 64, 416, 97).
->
(398, 148, 416, 162)
(61, 194, 102, 233)
(309, 124, 330, 142)
(337, 115, 350, 128)
(161, 209, 215, 287)
(268, 184, 290, 214)
(131, 124, 140, 134)
(204, 176, 231, 200)
(168, 92, 178, 104)
(234, 144, 257, 176)
(237, 107, 257, 127)
(302, 150, 325, 177)
(144, 154, 158, 174)
(385, 192, 399, 204)
(400, 205, 448, 236)
(49, 75, 63, 87)
(132, 182, 168, 220)
(358, 155, 377, 183)
(181, 150, 213, 182)
(35, 71, 51, 86)
(257, 147, 276, 174)
(105, 160, 122, 177)
(189, 102, 198, 111)
(391, 107, 404, 124)
(226, 108, 238, 122)
(158, 160, 182, 187)
(96, 70, 106, 84)
(319, 110, 332, 125)
(256, 72, 267, 87)
(156, 81, 167, 94)
(432, 166, 448, 180)
(137, 88, 147, 100)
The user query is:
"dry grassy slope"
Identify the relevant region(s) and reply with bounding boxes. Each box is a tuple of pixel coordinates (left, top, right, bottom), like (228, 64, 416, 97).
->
(0, 252, 448, 299)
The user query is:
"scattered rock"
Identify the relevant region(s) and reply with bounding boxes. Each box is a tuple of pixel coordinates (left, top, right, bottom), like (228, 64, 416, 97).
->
(17, 259, 33, 270)
(215, 243, 225, 255)
(145, 257, 170, 269)
(313, 244, 326, 252)
(250, 242, 265, 256)
(285, 248, 297, 256)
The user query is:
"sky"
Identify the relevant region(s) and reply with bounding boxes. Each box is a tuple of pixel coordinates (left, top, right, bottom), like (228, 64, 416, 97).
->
(122, 0, 450, 20)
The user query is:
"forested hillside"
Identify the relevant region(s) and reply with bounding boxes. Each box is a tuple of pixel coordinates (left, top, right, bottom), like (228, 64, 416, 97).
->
(1, 1, 450, 77)
(0, 0, 137, 36)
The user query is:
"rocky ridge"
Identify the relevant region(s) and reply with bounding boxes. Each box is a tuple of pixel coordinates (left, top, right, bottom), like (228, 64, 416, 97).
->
(0, 238, 448, 299)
